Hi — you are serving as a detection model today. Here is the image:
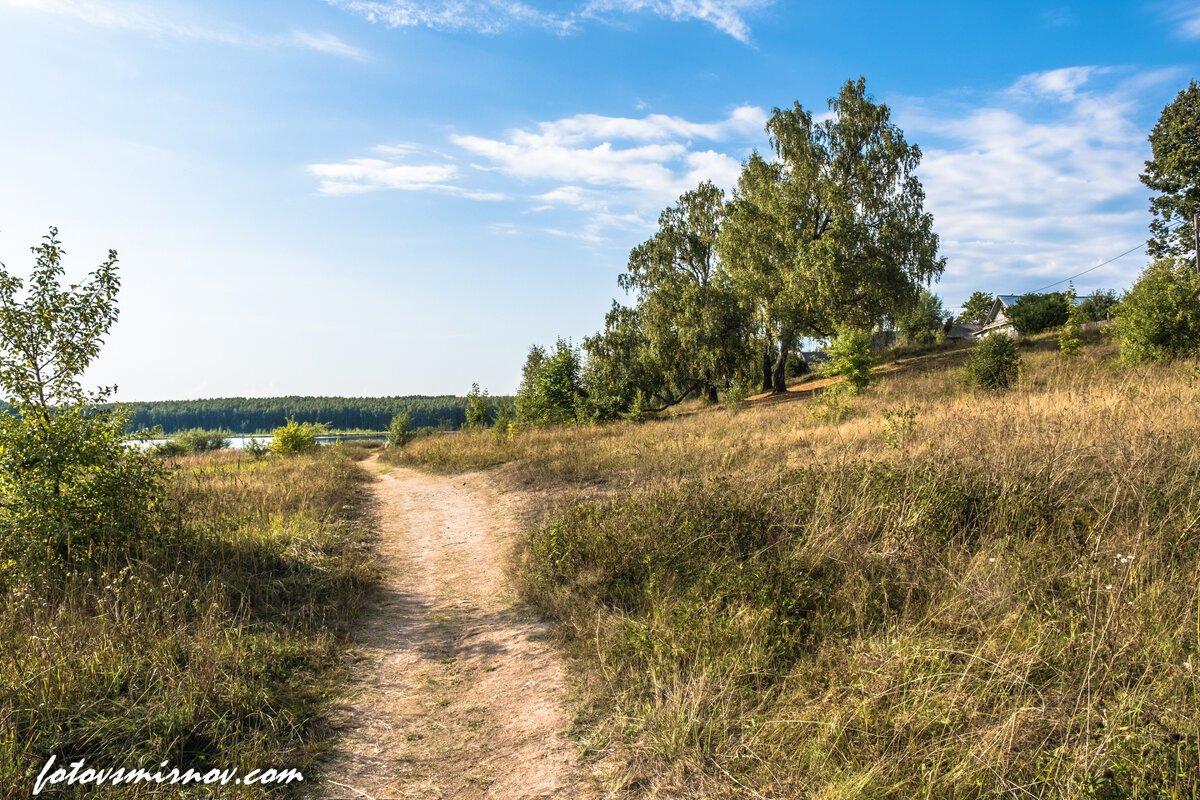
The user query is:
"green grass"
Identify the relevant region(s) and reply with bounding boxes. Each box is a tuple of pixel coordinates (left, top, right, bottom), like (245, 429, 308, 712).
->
(0, 448, 376, 798)
(389, 333, 1200, 798)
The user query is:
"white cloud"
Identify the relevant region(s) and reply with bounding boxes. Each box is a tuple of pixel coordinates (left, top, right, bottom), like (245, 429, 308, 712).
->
(324, 0, 771, 40)
(0, 0, 366, 58)
(311, 106, 763, 241)
(903, 67, 1172, 305)
(1007, 66, 1102, 101)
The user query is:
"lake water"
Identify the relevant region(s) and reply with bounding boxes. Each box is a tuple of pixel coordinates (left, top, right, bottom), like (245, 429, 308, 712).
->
(140, 433, 387, 450)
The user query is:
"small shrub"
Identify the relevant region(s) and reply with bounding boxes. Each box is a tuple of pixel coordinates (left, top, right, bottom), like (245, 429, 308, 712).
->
(270, 417, 327, 455)
(491, 398, 517, 442)
(243, 437, 272, 459)
(821, 327, 874, 393)
(881, 405, 918, 448)
(809, 384, 856, 423)
(387, 411, 413, 448)
(150, 439, 188, 458)
(1114, 257, 1200, 364)
(964, 332, 1021, 389)
(1059, 285, 1082, 358)
(173, 428, 231, 453)
(723, 376, 752, 406)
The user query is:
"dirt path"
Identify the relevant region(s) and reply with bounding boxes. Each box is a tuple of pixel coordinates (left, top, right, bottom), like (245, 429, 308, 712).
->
(317, 459, 591, 800)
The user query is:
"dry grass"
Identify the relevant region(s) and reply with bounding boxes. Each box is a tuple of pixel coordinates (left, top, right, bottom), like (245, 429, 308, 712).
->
(390, 333, 1200, 799)
(0, 448, 376, 798)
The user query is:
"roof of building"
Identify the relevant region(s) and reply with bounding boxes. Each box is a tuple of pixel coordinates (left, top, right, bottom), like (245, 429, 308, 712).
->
(946, 323, 982, 339)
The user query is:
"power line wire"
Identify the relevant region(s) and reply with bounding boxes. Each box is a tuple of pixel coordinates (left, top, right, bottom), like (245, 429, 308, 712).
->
(949, 219, 1191, 309)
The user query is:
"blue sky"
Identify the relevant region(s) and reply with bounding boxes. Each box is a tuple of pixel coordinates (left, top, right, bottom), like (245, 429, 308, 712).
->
(0, 0, 1197, 400)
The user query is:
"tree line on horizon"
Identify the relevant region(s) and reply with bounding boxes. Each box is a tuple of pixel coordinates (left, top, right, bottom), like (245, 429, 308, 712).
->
(112, 394, 499, 434)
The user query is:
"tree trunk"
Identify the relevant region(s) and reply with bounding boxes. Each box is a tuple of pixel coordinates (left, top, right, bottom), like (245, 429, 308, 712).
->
(761, 330, 775, 393)
(772, 341, 788, 394)
(705, 385, 719, 405)
(1194, 211, 1198, 274)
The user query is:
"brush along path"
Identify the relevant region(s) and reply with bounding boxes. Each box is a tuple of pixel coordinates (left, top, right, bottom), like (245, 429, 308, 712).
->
(319, 457, 590, 800)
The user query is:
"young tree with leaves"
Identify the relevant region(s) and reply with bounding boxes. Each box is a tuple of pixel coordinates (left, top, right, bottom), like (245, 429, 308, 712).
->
(0, 228, 164, 574)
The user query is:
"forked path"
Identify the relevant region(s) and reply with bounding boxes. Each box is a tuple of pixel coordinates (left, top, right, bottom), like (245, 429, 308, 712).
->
(319, 458, 591, 800)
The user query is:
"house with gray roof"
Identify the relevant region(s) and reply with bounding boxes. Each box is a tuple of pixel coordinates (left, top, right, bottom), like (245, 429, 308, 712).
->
(975, 295, 1023, 338)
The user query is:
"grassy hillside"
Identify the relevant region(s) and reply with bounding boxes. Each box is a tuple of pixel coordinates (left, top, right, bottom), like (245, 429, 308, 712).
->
(0, 448, 376, 797)
(386, 332, 1200, 799)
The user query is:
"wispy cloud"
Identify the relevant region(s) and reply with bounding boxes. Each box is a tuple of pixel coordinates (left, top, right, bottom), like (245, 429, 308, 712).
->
(324, 0, 771, 41)
(1163, 1, 1200, 38)
(310, 106, 763, 241)
(582, 0, 769, 43)
(322, 0, 575, 34)
(903, 67, 1177, 304)
(0, 0, 367, 59)
(287, 30, 368, 60)
(308, 144, 507, 199)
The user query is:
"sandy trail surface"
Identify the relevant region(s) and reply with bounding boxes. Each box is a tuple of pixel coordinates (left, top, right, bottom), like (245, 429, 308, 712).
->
(317, 459, 591, 800)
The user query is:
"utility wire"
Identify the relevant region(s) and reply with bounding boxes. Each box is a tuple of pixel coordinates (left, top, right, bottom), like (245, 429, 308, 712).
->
(950, 219, 1190, 310)
(1025, 242, 1147, 294)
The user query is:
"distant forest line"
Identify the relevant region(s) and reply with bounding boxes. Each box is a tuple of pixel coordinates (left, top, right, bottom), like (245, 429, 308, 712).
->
(109, 395, 508, 434)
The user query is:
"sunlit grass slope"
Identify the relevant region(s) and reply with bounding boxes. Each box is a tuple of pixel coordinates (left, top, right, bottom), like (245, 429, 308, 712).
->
(0, 448, 375, 798)
(388, 333, 1200, 799)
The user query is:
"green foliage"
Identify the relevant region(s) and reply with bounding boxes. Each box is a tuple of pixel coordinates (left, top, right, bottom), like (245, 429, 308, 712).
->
(465, 383, 490, 429)
(785, 350, 808, 377)
(490, 398, 516, 442)
(1059, 285, 1083, 358)
(173, 427, 231, 453)
(387, 411, 413, 448)
(243, 437, 271, 459)
(897, 289, 947, 345)
(1141, 80, 1200, 261)
(821, 326, 874, 393)
(617, 181, 753, 405)
(1076, 289, 1120, 322)
(881, 405, 917, 448)
(719, 77, 945, 391)
(1008, 292, 1070, 334)
(269, 417, 327, 454)
(0, 447, 375, 797)
(956, 290, 994, 325)
(150, 439, 188, 458)
(808, 383, 856, 422)
(0, 228, 164, 578)
(516, 339, 584, 426)
(964, 332, 1021, 389)
(1114, 257, 1200, 364)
